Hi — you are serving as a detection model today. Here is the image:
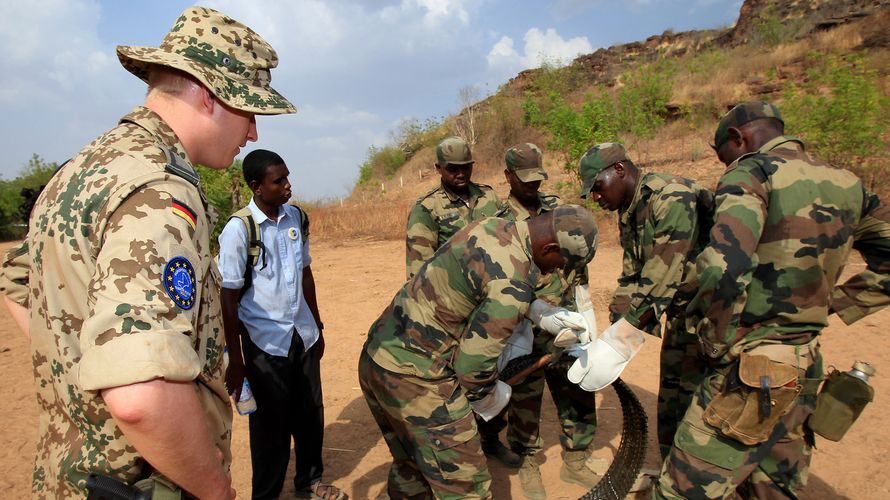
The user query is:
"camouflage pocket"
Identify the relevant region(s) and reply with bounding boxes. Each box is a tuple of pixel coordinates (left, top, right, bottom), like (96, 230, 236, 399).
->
(703, 353, 801, 446)
(424, 410, 484, 482)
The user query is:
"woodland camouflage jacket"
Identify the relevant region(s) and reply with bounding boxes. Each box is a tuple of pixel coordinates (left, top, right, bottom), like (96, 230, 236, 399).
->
(405, 182, 500, 279)
(367, 217, 540, 401)
(610, 172, 714, 336)
(687, 136, 890, 363)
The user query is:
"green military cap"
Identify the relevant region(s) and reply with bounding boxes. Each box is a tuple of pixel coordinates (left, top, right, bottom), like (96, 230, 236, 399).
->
(506, 143, 548, 182)
(117, 6, 296, 115)
(713, 101, 783, 150)
(578, 143, 628, 198)
(436, 136, 474, 165)
(552, 204, 598, 273)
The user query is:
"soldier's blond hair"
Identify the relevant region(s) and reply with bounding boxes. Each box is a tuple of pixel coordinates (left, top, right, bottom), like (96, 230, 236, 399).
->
(146, 65, 201, 98)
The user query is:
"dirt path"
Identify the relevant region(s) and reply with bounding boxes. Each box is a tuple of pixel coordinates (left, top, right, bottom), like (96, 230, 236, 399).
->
(1, 238, 888, 498)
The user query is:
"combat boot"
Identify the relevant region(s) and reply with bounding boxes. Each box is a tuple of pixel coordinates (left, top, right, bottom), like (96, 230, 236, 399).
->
(481, 438, 522, 468)
(560, 450, 606, 489)
(518, 455, 546, 500)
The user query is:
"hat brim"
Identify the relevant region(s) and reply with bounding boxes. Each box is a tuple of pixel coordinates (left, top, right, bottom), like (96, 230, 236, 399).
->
(117, 45, 296, 116)
(514, 168, 548, 182)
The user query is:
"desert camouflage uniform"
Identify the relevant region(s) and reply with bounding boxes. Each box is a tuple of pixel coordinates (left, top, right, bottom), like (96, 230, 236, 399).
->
(608, 172, 713, 459)
(0, 240, 29, 307)
(655, 136, 890, 498)
(405, 182, 500, 279)
(362, 217, 542, 499)
(3, 107, 232, 497)
(493, 193, 599, 455)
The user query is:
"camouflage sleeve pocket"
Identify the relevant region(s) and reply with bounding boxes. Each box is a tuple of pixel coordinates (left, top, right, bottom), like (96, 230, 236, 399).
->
(703, 353, 802, 445)
(423, 411, 486, 483)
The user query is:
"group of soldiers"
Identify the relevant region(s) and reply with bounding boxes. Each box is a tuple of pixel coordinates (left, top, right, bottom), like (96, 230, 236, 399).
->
(0, 4, 888, 500)
(360, 100, 890, 500)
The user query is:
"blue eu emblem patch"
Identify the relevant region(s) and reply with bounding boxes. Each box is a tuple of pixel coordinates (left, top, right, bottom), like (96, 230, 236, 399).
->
(163, 256, 196, 310)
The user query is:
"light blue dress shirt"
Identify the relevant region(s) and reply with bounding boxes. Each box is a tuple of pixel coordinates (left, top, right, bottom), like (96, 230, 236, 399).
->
(218, 198, 319, 357)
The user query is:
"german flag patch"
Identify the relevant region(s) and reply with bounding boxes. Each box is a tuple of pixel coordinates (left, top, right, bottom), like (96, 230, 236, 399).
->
(172, 198, 197, 230)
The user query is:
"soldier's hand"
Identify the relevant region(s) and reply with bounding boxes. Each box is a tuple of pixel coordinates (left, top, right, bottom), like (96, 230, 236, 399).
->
(225, 361, 247, 401)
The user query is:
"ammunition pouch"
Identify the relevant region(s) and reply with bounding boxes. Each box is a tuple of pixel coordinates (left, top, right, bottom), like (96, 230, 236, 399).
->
(703, 352, 802, 445)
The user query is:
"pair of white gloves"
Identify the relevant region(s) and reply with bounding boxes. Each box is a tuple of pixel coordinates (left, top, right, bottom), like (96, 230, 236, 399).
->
(471, 287, 646, 421)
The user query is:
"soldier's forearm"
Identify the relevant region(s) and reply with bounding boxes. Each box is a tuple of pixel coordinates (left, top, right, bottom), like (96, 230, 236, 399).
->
(102, 379, 233, 499)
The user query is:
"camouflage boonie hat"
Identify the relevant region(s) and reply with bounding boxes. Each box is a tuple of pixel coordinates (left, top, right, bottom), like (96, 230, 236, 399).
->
(552, 204, 598, 273)
(117, 6, 295, 115)
(436, 137, 474, 165)
(506, 143, 547, 182)
(713, 101, 783, 149)
(578, 143, 628, 197)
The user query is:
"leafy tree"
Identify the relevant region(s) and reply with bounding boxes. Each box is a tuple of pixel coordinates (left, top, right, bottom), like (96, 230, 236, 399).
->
(0, 155, 58, 239)
(196, 160, 250, 252)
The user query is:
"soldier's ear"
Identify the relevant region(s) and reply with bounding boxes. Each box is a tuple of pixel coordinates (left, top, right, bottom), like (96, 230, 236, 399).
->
(727, 127, 744, 146)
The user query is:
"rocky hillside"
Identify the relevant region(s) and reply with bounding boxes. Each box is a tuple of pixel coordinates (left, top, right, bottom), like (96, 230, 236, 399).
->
(325, 0, 889, 242)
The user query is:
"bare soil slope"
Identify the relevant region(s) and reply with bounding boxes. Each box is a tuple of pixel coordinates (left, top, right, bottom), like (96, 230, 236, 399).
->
(2, 238, 889, 498)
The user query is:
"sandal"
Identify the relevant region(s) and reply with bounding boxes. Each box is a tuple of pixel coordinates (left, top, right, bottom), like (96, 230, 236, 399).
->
(296, 481, 348, 500)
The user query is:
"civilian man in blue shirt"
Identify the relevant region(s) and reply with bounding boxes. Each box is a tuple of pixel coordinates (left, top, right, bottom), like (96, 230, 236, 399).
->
(219, 149, 345, 500)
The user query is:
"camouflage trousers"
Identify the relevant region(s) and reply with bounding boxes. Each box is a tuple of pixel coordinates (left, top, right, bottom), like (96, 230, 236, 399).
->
(657, 315, 708, 460)
(480, 331, 598, 455)
(654, 340, 823, 499)
(358, 351, 492, 500)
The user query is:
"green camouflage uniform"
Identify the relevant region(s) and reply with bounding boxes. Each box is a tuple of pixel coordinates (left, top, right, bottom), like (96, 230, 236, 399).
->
(2, 107, 232, 497)
(655, 134, 890, 498)
(494, 193, 599, 454)
(609, 172, 713, 460)
(362, 217, 541, 499)
(405, 182, 500, 279)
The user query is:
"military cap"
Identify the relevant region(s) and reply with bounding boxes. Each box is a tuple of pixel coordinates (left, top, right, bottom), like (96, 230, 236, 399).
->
(578, 143, 628, 198)
(713, 101, 783, 150)
(552, 204, 598, 273)
(436, 137, 474, 165)
(506, 143, 548, 182)
(117, 6, 295, 115)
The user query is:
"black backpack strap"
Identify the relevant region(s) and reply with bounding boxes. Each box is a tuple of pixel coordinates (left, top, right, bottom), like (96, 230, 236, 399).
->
(230, 207, 264, 300)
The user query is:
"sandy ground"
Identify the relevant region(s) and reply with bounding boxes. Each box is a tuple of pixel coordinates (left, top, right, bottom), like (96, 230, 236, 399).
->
(2, 237, 890, 499)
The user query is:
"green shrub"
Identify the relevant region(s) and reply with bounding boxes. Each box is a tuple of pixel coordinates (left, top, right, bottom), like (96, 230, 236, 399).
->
(617, 59, 675, 139)
(782, 53, 889, 187)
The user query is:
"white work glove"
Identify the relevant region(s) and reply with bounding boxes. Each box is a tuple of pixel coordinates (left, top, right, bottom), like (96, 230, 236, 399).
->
(567, 318, 646, 392)
(557, 284, 597, 349)
(469, 381, 512, 421)
(497, 319, 534, 373)
(527, 299, 590, 343)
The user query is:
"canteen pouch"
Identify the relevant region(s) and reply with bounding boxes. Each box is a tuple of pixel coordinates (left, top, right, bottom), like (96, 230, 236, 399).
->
(703, 353, 802, 445)
(808, 369, 874, 442)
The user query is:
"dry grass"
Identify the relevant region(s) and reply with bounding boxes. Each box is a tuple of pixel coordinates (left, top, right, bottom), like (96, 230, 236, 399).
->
(672, 18, 870, 114)
(308, 199, 412, 243)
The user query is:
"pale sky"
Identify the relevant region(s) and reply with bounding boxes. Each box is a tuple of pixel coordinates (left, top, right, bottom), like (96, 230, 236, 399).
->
(0, 0, 742, 199)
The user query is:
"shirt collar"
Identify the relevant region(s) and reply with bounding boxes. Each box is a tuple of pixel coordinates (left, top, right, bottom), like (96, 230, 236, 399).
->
(758, 135, 805, 154)
(505, 193, 553, 220)
(619, 173, 648, 226)
(247, 198, 289, 224)
(120, 106, 191, 167)
(441, 181, 483, 204)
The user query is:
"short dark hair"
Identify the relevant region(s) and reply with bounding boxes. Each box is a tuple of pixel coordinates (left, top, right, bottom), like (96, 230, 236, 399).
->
(243, 149, 284, 185)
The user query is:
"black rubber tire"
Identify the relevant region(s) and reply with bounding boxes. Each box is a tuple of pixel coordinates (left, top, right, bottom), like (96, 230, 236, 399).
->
(500, 354, 648, 500)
